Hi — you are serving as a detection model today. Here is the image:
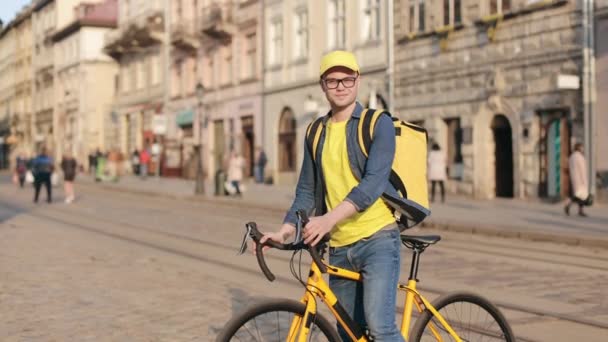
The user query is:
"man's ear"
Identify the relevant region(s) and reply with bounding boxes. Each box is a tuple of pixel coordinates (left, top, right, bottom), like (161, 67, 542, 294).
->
(319, 79, 326, 92)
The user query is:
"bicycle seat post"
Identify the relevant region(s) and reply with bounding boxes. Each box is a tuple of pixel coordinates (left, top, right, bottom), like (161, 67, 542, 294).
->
(408, 246, 423, 282)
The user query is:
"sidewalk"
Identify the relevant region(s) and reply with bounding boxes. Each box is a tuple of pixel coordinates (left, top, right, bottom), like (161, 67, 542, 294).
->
(79, 174, 608, 248)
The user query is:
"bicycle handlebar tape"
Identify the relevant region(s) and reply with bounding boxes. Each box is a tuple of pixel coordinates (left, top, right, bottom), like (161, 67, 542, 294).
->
(255, 241, 276, 282)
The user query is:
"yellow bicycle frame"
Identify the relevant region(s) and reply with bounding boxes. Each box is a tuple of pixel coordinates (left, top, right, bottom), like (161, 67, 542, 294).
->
(286, 261, 463, 342)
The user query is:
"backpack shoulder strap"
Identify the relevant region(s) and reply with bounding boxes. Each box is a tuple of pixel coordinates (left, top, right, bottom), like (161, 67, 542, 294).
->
(305, 117, 324, 163)
(357, 108, 389, 157)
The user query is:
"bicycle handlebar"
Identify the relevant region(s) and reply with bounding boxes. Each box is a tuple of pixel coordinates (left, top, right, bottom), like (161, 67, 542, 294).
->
(245, 210, 328, 282)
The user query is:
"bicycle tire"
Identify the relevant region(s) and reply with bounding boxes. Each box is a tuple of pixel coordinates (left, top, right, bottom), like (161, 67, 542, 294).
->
(216, 298, 341, 342)
(410, 292, 515, 342)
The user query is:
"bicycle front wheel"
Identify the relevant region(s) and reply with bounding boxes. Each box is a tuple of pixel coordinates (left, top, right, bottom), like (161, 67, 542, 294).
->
(410, 292, 515, 342)
(216, 299, 341, 342)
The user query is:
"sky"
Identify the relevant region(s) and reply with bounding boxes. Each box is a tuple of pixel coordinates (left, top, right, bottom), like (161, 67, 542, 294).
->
(0, 0, 32, 26)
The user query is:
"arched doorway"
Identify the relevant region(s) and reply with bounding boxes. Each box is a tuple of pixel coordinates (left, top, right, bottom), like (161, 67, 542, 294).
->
(491, 115, 514, 197)
(278, 108, 296, 172)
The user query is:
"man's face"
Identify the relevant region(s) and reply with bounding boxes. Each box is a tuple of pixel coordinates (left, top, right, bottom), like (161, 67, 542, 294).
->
(320, 67, 359, 109)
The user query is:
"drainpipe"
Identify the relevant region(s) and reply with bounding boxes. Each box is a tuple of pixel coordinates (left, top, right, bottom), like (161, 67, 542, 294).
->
(160, 0, 171, 178)
(387, 0, 395, 113)
(582, 0, 596, 195)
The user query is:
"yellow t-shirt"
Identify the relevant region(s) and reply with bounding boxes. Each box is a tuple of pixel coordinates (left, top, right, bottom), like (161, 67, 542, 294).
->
(322, 119, 396, 247)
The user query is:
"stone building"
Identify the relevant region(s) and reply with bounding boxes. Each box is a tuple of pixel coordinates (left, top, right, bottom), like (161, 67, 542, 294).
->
(263, 0, 391, 185)
(394, 0, 594, 200)
(51, 0, 118, 163)
(104, 0, 169, 174)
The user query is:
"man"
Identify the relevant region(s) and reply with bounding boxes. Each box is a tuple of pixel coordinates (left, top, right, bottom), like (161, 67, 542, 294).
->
(254, 147, 267, 184)
(32, 148, 54, 203)
(260, 51, 404, 341)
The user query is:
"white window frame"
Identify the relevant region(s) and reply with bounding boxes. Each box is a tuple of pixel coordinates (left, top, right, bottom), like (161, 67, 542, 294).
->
(328, 0, 346, 49)
(243, 33, 257, 79)
(294, 9, 309, 59)
(443, 0, 462, 26)
(361, 0, 381, 41)
(268, 18, 283, 66)
(407, 0, 426, 34)
(489, 0, 511, 15)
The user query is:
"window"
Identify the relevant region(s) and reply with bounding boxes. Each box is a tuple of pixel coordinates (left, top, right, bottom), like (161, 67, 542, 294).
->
(294, 10, 309, 58)
(443, 0, 462, 26)
(137, 59, 145, 89)
(328, 0, 346, 48)
(243, 33, 256, 79)
(268, 19, 283, 65)
(361, 0, 381, 41)
(490, 0, 510, 14)
(121, 65, 130, 93)
(223, 47, 232, 85)
(408, 0, 425, 33)
(151, 54, 161, 85)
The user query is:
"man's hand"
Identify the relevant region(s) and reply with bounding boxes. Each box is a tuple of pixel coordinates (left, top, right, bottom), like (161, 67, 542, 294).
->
(254, 224, 295, 254)
(303, 214, 336, 246)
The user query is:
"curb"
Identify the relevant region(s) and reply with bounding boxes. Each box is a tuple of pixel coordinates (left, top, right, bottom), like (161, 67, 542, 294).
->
(80, 181, 608, 249)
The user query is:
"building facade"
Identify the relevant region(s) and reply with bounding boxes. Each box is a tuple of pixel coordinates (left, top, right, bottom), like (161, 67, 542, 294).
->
(52, 0, 118, 164)
(196, 0, 264, 183)
(394, 0, 590, 200)
(104, 0, 168, 174)
(0, 20, 17, 169)
(263, 0, 391, 185)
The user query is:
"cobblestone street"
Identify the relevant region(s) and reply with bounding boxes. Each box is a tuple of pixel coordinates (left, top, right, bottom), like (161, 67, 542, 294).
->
(1, 177, 607, 341)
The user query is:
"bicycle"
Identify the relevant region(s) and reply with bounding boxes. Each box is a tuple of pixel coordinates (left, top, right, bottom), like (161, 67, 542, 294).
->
(217, 210, 515, 341)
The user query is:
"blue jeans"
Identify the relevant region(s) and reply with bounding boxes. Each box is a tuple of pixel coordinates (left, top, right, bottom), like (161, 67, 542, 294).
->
(329, 228, 404, 342)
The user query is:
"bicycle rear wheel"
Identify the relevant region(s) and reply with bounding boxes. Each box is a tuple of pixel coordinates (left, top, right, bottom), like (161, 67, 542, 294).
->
(216, 298, 341, 342)
(410, 292, 515, 342)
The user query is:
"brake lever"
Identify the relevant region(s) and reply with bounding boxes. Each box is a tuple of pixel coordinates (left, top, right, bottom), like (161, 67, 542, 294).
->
(237, 224, 253, 255)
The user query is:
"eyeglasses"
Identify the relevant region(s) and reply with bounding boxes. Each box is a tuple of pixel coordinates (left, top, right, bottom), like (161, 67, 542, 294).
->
(322, 76, 358, 89)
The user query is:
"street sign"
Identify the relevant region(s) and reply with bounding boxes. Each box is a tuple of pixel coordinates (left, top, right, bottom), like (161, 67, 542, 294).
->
(152, 115, 167, 135)
(557, 74, 580, 90)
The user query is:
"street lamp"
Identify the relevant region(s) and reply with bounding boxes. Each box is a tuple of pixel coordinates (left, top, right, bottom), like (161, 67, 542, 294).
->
(194, 82, 206, 194)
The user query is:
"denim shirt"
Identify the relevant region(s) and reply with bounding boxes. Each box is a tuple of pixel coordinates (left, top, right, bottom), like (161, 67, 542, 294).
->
(283, 102, 399, 226)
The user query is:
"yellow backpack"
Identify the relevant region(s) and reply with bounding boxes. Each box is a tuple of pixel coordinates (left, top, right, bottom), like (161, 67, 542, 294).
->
(306, 109, 430, 229)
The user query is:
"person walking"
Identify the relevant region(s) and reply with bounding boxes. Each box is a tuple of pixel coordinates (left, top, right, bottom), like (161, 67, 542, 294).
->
(139, 148, 150, 179)
(259, 51, 405, 341)
(32, 148, 54, 203)
(254, 147, 268, 184)
(428, 143, 447, 203)
(61, 152, 77, 203)
(565, 143, 590, 217)
(131, 150, 140, 175)
(14, 153, 29, 188)
(227, 150, 245, 197)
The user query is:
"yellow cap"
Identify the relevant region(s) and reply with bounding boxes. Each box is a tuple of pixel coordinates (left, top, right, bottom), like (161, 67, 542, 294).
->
(319, 50, 360, 77)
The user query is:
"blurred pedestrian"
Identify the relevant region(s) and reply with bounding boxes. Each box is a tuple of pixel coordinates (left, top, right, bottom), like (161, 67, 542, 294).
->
(131, 150, 140, 175)
(428, 143, 447, 203)
(61, 152, 77, 203)
(95, 150, 106, 182)
(139, 147, 150, 179)
(14, 153, 29, 188)
(32, 147, 54, 203)
(107, 148, 120, 182)
(254, 147, 267, 184)
(564, 143, 590, 217)
(227, 150, 245, 197)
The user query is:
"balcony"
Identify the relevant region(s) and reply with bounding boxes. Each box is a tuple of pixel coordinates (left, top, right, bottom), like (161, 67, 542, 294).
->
(199, 1, 235, 43)
(171, 20, 200, 52)
(104, 8, 164, 59)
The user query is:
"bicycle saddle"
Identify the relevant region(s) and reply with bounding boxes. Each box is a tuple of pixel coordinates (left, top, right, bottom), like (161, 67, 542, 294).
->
(400, 235, 441, 246)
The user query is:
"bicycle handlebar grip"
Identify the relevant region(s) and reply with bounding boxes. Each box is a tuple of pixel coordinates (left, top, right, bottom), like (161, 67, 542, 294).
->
(255, 241, 276, 282)
(246, 222, 283, 282)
